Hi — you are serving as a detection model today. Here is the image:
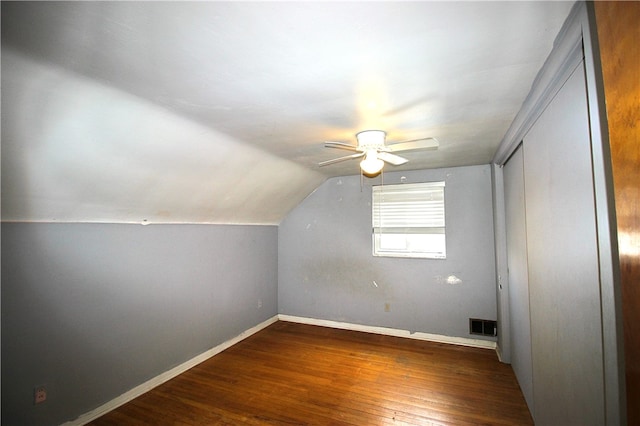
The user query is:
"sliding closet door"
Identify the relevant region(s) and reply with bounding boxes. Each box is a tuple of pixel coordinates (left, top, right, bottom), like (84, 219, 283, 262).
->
(503, 145, 534, 415)
(523, 61, 605, 424)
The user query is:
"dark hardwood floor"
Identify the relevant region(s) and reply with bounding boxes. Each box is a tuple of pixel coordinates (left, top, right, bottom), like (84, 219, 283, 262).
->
(89, 321, 533, 425)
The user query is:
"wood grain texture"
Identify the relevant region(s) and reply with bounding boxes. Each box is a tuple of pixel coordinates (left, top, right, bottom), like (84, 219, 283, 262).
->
(594, 2, 640, 423)
(89, 321, 532, 425)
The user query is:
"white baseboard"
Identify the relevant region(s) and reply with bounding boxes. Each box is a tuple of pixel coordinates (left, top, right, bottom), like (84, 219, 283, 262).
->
(496, 343, 510, 363)
(64, 315, 278, 426)
(278, 314, 497, 350)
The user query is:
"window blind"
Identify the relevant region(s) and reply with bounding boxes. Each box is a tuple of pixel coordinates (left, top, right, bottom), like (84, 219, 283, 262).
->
(373, 182, 445, 228)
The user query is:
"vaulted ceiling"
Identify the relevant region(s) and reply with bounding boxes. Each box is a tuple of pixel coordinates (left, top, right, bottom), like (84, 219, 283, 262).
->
(1, 1, 575, 224)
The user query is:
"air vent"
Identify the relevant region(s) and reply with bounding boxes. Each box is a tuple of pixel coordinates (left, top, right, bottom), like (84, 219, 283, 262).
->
(469, 318, 497, 336)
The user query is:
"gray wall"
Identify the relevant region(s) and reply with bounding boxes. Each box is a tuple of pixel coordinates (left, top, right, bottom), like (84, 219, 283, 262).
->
(278, 165, 497, 339)
(1, 222, 278, 425)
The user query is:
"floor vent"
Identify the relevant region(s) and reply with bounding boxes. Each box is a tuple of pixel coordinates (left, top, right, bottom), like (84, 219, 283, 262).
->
(469, 318, 497, 337)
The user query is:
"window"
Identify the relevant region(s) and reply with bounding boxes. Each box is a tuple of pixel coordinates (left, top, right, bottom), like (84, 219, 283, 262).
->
(372, 181, 446, 259)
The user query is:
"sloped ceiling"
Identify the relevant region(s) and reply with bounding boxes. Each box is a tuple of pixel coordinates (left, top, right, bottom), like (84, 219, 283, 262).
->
(1, 1, 575, 225)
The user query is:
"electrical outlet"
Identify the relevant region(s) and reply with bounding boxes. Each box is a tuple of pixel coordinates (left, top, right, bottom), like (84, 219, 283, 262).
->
(384, 303, 390, 312)
(257, 298, 262, 308)
(34, 386, 47, 404)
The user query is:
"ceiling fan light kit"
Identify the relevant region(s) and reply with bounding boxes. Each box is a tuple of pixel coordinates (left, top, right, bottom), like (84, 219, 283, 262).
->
(319, 129, 439, 176)
(360, 150, 385, 175)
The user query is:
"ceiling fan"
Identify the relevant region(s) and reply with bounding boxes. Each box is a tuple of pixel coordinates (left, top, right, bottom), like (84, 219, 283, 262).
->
(318, 130, 439, 175)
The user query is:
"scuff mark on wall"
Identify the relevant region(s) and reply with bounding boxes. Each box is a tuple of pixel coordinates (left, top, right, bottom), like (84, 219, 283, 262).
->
(446, 275, 462, 285)
(435, 274, 463, 285)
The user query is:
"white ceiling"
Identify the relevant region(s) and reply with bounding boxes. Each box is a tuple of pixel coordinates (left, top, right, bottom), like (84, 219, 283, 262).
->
(1, 1, 575, 225)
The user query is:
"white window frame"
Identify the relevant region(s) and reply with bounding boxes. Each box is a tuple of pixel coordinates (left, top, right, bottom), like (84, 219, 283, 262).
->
(372, 181, 446, 259)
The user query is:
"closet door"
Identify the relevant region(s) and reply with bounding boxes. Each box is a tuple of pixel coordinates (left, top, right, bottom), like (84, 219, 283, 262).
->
(523, 61, 605, 425)
(503, 145, 534, 415)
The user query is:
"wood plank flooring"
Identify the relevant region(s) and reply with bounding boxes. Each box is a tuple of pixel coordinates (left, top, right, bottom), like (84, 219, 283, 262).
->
(89, 321, 533, 425)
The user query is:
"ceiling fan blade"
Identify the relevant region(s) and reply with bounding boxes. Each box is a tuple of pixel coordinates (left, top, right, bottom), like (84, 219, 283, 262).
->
(387, 137, 439, 152)
(377, 151, 409, 166)
(318, 152, 365, 167)
(324, 141, 359, 152)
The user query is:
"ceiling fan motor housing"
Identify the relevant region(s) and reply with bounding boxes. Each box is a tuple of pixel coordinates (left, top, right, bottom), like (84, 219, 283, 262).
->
(356, 130, 386, 151)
